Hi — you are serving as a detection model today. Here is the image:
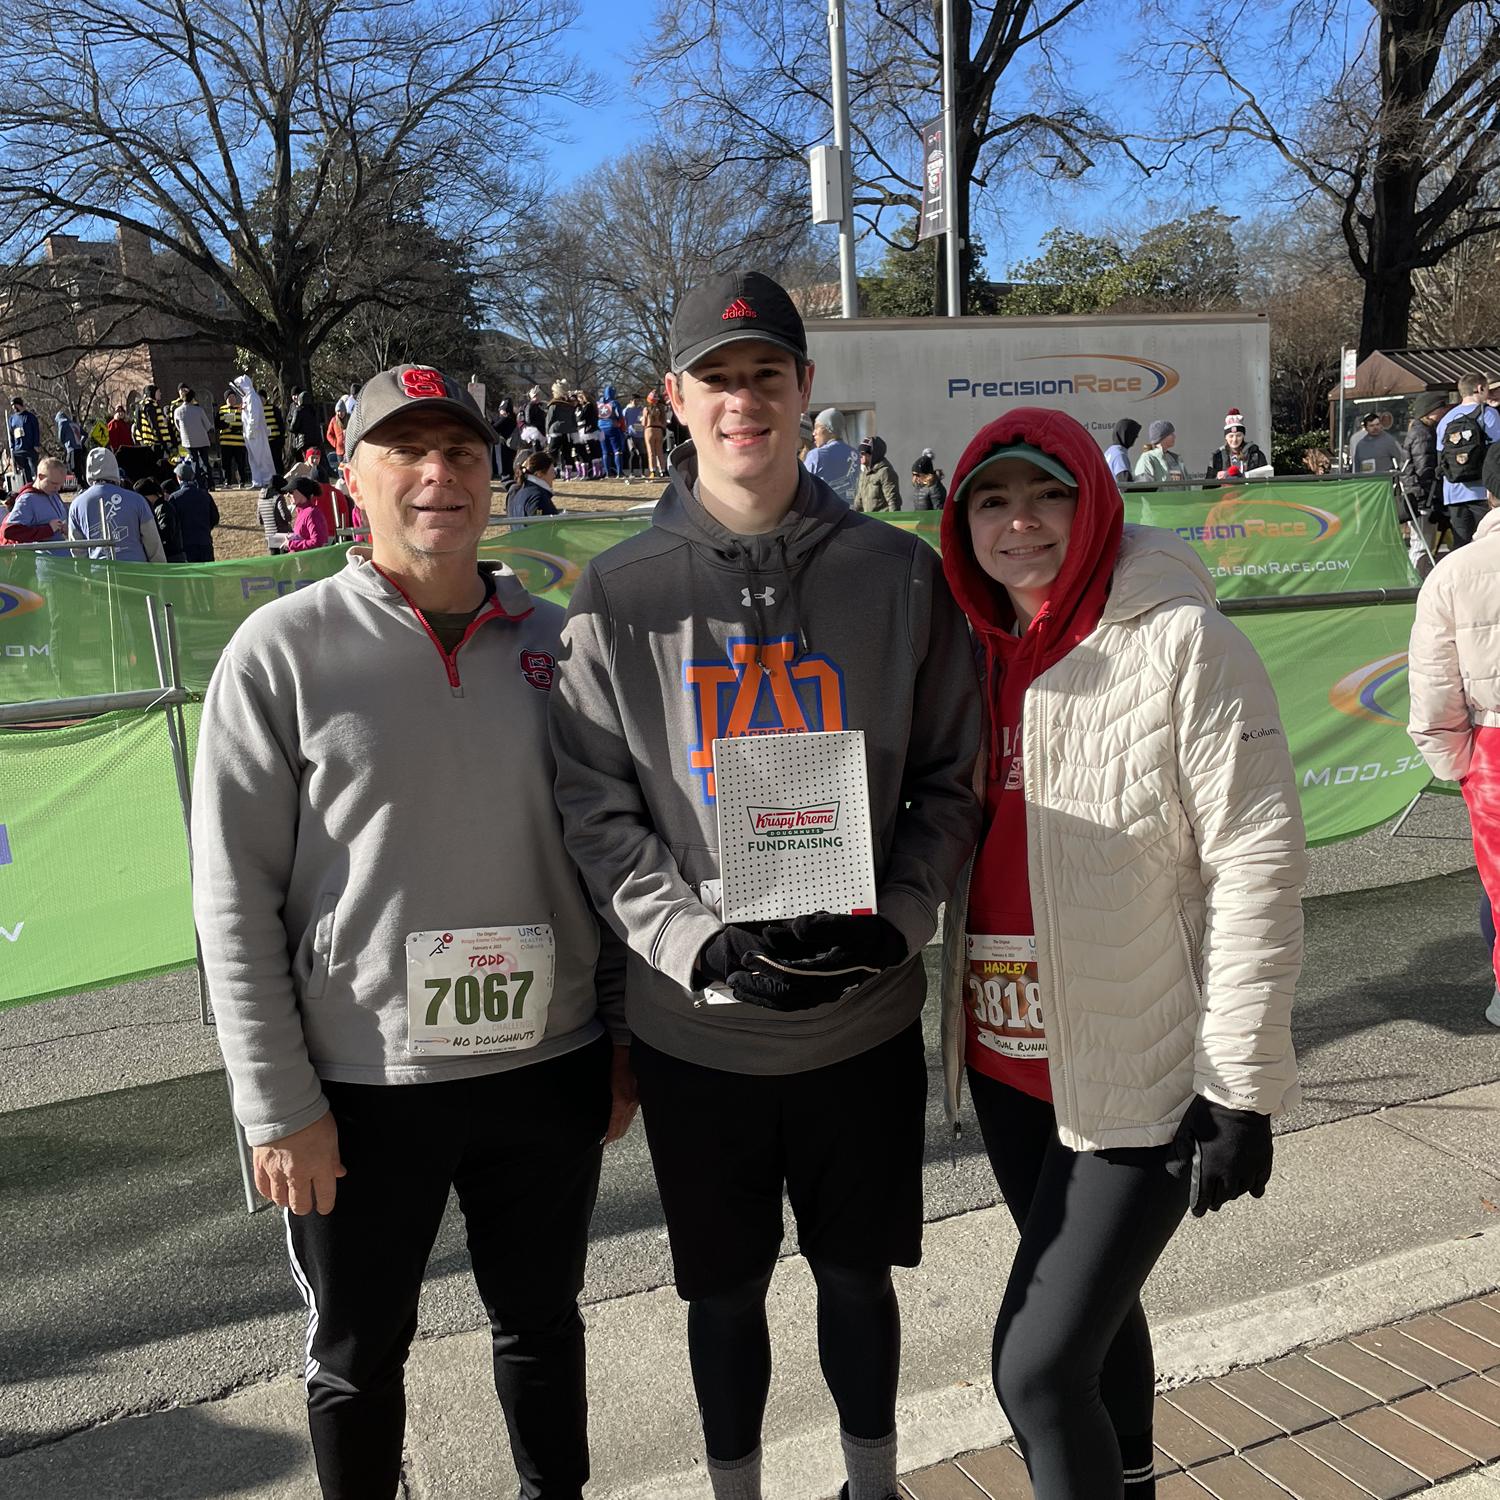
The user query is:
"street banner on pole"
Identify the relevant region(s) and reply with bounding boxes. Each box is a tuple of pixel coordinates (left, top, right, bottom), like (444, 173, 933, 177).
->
(918, 118, 949, 241)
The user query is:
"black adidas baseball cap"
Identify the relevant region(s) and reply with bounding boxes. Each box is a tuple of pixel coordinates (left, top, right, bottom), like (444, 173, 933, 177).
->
(669, 271, 808, 373)
(344, 363, 497, 456)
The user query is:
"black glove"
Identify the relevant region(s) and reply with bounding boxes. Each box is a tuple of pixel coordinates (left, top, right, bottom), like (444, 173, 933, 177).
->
(1168, 1095, 1273, 1218)
(692, 925, 836, 1012)
(692, 914, 906, 1012)
(694, 925, 772, 990)
(760, 913, 907, 974)
(729, 913, 907, 1009)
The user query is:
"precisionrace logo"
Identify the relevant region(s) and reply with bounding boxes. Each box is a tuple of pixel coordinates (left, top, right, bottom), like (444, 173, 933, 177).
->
(0, 583, 45, 619)
(948, 354, 1179, 403)
(491, 549, 583, 594)
(1184, 497, 1343, 545)
(1180, 496, 1348, 579)
(1329, 652, 1409, 724)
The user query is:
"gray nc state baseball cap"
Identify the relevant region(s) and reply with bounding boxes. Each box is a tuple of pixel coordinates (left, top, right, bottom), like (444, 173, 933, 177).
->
(344, 364, 498, 456)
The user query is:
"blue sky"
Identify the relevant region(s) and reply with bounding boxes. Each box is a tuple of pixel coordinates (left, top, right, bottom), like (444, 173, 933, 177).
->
(545, 0, 1294, 279)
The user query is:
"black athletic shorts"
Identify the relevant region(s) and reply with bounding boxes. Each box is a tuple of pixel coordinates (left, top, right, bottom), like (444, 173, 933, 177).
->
(631, 1022, 928, 1301)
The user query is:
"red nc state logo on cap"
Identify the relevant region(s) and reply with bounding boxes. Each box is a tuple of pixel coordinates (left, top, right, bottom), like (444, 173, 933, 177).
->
(722, 298, 756, 321)
(400, 367, 447, 398)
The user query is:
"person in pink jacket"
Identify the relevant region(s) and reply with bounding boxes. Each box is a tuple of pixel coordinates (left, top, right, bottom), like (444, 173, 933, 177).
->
(284, 478, 331, 551)
(1408, 443, 1500, 1026)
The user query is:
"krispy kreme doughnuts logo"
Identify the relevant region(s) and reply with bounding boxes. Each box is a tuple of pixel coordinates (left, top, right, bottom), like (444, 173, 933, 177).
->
(747, 803, 840, 835)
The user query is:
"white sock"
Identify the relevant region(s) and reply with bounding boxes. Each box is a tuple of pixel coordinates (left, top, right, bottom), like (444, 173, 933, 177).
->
(706, 1446, 762, 1500)
(842, 1428, 898, 1500)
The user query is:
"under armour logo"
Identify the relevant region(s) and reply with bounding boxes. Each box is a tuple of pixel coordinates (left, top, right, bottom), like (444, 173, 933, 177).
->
(722, 298, 756, 321)
(741, 587, 776, 607)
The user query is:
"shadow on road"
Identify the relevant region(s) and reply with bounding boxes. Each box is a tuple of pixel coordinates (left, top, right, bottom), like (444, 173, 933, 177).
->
(0, 1400, 306, 1498)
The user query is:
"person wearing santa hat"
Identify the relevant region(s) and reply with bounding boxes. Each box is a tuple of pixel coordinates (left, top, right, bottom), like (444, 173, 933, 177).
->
(1206, 410, 1268, 480)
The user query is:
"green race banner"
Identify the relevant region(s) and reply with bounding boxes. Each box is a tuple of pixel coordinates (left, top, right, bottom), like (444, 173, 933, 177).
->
(0, 548, 351, 701)
(1237, 605, 1429, 846)
(0, 481, 1413, 702)
(0, 485, 1434, 1006)
(1122, 479, 1415, 597)
(0, 709, 199, 1008)
(879, 479, 1416, 597)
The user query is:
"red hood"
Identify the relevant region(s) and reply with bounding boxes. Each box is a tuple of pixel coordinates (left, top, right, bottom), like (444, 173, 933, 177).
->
(939, 406, 1123, 649)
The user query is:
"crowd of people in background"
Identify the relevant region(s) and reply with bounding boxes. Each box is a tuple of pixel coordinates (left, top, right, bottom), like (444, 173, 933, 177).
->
(6, 366, 1500, 568)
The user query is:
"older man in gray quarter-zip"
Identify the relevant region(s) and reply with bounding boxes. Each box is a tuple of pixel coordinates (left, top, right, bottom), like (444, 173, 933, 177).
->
(192, 363, 634, 1500)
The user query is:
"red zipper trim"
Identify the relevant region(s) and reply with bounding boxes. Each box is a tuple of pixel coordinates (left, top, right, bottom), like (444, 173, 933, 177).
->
(372, 562, 534, 689)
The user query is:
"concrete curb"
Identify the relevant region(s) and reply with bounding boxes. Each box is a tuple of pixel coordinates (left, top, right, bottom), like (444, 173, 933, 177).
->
(612, 1229, 1500, 1500)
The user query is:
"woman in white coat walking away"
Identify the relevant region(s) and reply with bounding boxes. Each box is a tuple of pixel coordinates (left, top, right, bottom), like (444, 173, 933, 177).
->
(1407, 443, 1500, 1026)
(938, 407, 1306, 1499)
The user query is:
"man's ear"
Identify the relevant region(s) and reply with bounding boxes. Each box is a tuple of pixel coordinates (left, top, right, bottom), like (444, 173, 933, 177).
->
(665, 371, 687, 423)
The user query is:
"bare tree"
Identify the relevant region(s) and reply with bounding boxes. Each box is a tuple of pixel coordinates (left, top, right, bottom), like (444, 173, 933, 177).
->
(0, 0, 590, 393)
(484, 227, 618, 391)
(1141, 0, 1500, 357)
(578, 146, 834, 376)
(647, 0, 1127, 313)
(1238, 216, 1361, 434)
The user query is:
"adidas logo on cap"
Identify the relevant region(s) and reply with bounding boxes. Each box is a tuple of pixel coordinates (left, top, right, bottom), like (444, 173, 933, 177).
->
(722, 297, 756, 321)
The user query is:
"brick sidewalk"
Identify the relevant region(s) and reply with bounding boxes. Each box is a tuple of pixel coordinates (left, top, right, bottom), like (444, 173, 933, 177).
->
(901, 1294, 1500, 1499)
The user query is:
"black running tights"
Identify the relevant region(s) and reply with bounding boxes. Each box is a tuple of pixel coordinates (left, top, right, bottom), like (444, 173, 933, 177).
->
(688, 1257, 900, 1461)
(969, 1070, 1190, 1499)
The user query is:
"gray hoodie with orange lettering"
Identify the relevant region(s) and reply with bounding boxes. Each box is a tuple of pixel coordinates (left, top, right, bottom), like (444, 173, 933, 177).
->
(548, 444, 981, 1074)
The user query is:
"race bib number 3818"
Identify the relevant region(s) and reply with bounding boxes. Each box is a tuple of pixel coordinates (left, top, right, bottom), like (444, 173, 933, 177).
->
(966, 932, 1046, 1061)
(405, 925, 555, 1057)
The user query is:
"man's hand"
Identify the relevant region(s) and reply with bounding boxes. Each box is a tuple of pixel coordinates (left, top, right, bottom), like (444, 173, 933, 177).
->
(252, 1110, 346, 1216)
(49, 518, 64, 534)
(604, 1043, 638, 1144)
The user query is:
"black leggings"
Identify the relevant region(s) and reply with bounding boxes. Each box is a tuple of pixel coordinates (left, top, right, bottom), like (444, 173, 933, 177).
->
(970, 1070, 1189, 1499)
(688, 1257, 900, 1461)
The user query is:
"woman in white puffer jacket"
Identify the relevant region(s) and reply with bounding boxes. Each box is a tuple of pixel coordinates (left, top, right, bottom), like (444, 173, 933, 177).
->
(938, 407, 1306, 1500)
(1407, 443, 1500, 1026)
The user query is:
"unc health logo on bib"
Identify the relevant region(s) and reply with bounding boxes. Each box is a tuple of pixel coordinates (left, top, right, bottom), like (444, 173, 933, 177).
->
(683, 634, 847, 802)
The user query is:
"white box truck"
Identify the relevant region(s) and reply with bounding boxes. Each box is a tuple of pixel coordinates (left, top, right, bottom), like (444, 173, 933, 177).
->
(804, 311, 1271, 485)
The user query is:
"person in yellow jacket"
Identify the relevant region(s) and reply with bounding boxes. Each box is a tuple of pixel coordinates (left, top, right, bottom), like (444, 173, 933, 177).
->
(133, 385, 173, 453)
(218, 388, 250, 488)
(262, 388, 286, 473)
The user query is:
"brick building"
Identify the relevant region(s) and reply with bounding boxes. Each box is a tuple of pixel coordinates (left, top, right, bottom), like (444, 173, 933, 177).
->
(0, 227, 237, 434)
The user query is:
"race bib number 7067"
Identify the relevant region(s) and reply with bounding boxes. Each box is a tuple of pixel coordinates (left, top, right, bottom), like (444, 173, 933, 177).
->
(405, 924, 555, 1057)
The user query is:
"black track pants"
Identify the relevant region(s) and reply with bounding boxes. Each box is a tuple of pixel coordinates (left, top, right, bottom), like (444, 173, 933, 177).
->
(285, 1036, 611, 1500)
(969, 1070, 1190, 1499)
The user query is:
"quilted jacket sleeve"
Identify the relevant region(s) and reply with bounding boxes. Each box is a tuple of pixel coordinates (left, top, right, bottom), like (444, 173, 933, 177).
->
(1407, 571, 1472, 783)
(1171, 606, 1306, 1115)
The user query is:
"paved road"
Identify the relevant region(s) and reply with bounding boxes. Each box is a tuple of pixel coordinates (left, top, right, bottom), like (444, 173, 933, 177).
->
(4, 850, 1497, 1460)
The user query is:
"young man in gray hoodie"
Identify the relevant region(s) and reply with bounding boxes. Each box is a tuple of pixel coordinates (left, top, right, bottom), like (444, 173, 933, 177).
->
(192, 363, 633, 1500)
(549, 272, 981, 1500)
